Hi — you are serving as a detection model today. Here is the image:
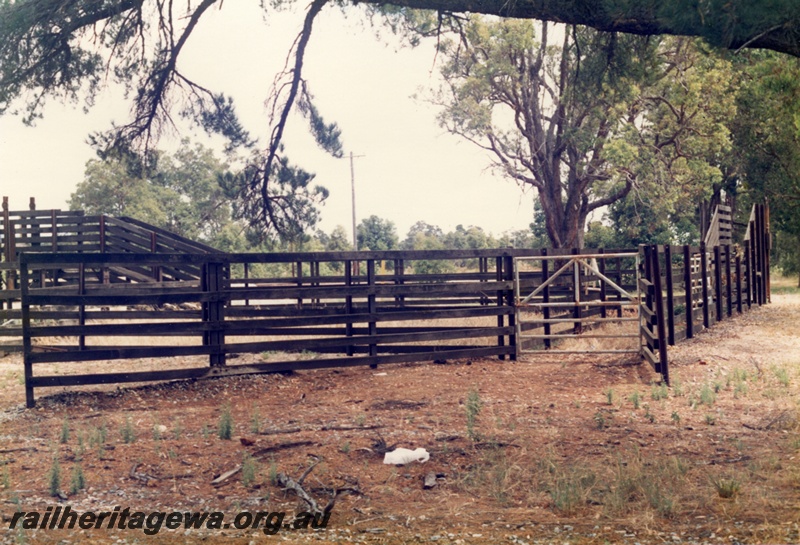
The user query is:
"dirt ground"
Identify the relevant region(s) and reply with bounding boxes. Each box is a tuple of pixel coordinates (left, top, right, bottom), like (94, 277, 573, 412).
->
(1, 286, 798, 544)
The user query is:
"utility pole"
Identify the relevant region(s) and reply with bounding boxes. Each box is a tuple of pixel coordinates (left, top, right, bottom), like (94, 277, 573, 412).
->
(349, 152, 365, 251)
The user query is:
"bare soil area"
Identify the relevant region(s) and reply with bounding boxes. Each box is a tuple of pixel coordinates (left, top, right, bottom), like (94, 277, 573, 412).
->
(1, 289, 799, 544)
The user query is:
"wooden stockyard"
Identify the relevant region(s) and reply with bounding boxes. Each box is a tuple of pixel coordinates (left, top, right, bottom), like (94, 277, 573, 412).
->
(0, 198, 771, 407)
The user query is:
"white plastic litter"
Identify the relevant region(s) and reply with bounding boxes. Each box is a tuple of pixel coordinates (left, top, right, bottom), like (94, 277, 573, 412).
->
(383, 447, 430, 465)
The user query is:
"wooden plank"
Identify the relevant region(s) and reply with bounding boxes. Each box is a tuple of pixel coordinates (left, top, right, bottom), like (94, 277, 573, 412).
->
(28, 326, 514, 364)
(650, 245, 669, 383)
(714, 245, 723, 321)
(664, 245, 675, 345)
(28, 345, 514, 392)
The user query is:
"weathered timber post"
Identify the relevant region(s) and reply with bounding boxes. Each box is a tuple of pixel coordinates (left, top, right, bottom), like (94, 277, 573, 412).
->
(504, 254, 516, 361)
(714, 245, 723, 322)
(394, 258, 405, 308)
(745, 241, 753, 309)
(345, 260, 354, 357)
(572, 248, 582, 335)
(764, 201, 771, 302)
(725, 245, 733, 317)
(20, 254, 34, 407)
(496, 256, 505, 360)
(78, 263, 86, 350)
(203, 260, 226, 367)
(367, 259, 377, 367)
(754, 206, 763, 306)
(735, 251, 743, 314)
(598, 248, 607, 319)
(99, 216, 109, 284)
(683, 245, 694, 339)
(296, 260, 303, 307)
(649, 245, 669, 385)
(700, 242, 710, 329)
(664, 245, 675, 345)
(541, 248, 551, 349)
(150, 232, 162, 282)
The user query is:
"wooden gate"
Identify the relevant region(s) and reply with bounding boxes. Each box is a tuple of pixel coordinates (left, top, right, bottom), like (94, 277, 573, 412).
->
(514, 252, 642, 355)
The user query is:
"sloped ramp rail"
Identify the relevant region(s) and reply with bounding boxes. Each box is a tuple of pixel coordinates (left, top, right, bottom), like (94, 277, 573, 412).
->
(2, 204, 216, 353)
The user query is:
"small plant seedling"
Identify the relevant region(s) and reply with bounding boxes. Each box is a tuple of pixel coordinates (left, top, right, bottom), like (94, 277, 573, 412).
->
(705, 414, 716, 426)
(172, 421, 183, 440)
(48, 455, 61, 497)
(671, 411, 681, 424)
(339, 441, 351, 454)
(700, 384, 716, 407)
(60, 419, 70, 444)
(250, 409, 261, 434)
(70, 465, 85, 494)
(711, 476, 740, 498)
(121, 417, 136, 444)
(650, 384, 668, 401)
(605, 389, 614, 405)
(773, 366, 790, 387)
(594, 412, 606, 430)
(629, 391, 641, 409)
(355, 413, 367, 427)
(241, 453, 258, 487)
(218, 405, 233, 440)
(643, 404, 655, 423)
(465, 388, 482, 441)
(268, 457, 278, 486)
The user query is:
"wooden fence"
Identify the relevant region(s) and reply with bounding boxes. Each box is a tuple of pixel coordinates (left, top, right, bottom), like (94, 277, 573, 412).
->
(18, 249, 551, 406)
(6, 198, 772, 406)
(640, 203, 771, 384)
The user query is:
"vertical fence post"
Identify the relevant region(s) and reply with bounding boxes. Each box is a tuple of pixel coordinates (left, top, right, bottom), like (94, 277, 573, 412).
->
(78, 263, 86, 351)
(541, 248, 551, 349)
(1, 197, 9, 309)
(345, 260, 354, 357)
(394, 258, 405, 308)
(649, 245, 669, 384)
(725, 245, 732, 317)
(745, 241, 753, 309)
(664, 245, 675, 345)
(504, 254, 516, 361)
(615, 256, 624, 316)
(714, 245, 723, 322)
(735, 251, 743, 314)
(598, 248, 607, 318)
(572, 248, 581, 334)
(764, 201, 771, 302)
(754, 207, 763, 305)
(203, 260, 226, 367)
(496, 256, 506, 360)
(20, 254, 34, 407)
(296, 260, 303, 307)
(150, 232, 162, 282)
(700, 242, 710, 329)
(683, 245, 694, 339)
(643, 245, 654, 338)
(479, 257, 488, 306)
(759, 203, 768, 305)
(367, 259, 377, 368)
(243, 262, 250, 307)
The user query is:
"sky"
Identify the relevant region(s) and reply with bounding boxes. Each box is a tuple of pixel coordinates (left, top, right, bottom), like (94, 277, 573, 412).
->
(0, 3, 536, 240)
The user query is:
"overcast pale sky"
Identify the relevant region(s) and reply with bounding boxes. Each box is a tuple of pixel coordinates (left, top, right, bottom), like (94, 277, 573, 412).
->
(0, 3, 536, 239)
